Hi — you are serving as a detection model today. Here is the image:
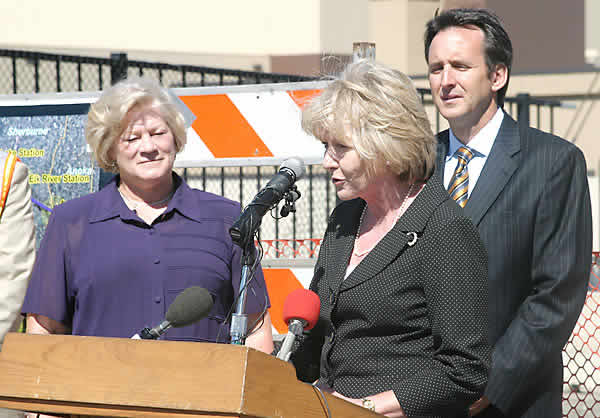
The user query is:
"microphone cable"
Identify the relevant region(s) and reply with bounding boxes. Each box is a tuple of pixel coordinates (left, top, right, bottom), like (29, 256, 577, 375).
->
(244, 239, 270, 337)
(311, 382, 332, 418)
(216, 230, 266, 344)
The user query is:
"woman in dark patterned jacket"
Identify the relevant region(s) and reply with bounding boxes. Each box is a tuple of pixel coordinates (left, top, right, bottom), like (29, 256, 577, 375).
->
(291, 60, 491, 418)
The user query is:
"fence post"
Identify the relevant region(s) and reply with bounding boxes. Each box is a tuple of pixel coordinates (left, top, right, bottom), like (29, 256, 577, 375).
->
(353, 42, 376, 62)
(110, 52, 128, 85)
(516, 93, 531, 127)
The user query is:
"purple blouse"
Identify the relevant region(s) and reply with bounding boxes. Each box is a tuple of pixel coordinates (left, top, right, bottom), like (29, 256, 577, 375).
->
(22, 173, 269, 342)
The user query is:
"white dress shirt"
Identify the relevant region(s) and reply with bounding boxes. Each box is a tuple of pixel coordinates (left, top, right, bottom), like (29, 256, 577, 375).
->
(443, 108, 504, 197)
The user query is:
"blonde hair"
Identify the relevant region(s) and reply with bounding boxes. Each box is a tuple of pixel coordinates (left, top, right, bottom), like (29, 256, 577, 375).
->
(85, 76, 187, 173)
(302, 60, 436, 183)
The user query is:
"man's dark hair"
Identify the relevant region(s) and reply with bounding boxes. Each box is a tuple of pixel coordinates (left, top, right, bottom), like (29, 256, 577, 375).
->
(424, 8, 513, 107)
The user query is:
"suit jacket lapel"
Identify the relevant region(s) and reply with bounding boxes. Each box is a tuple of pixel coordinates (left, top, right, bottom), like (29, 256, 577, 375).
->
(464, 113, 520, 226)
(436, 131, 450, 184)
(327, 200, 364, 296)
(340, 223, 412, 292)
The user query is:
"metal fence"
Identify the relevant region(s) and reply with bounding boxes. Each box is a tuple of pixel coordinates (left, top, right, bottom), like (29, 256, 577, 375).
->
(0, 48, 556, 131)
(419, 90, 563, 137)
(175, 164, 337, 252)
(0, 49, 314, 94)
(1, 48, 596, 417)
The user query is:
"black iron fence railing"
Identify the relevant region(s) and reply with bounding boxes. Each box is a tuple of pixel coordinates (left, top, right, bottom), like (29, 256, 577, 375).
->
(0, 49, 315, 94)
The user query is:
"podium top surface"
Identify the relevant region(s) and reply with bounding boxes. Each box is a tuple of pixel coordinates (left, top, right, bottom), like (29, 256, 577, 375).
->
(0, 333, 377, 417)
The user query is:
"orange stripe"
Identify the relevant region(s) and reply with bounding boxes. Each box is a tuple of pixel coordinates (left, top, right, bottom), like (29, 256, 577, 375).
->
(453, 189, 468, 200)
(0, 153, 18, 219)
(263, 268, 304, 333)
(287, 89, 322, 109)
(178, 95, 273, 158)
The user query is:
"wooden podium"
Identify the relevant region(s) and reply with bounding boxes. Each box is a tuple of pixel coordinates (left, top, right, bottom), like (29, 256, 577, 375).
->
(0, 333, 377, 417)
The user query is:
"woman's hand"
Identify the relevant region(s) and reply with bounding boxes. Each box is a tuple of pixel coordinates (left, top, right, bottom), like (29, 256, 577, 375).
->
(469, 396, 491, 416)
(26, 314, 68, 335)
(332, 390, 407, 417)
(331, 391, 363, 406)
(244, 311, 274, 354)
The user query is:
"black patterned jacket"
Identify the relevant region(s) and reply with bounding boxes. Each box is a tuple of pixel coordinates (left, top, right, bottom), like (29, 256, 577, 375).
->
(292, 175, 491, 418)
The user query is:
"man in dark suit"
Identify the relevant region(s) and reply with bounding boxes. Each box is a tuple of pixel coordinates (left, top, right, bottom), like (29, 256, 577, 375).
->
(424, 8, 592, 418)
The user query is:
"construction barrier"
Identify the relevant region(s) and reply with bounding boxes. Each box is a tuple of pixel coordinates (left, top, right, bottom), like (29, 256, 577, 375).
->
(173, 83, 327, 168)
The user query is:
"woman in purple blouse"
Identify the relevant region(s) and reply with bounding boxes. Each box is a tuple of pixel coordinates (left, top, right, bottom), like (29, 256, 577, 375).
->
(22, 77, 274, 354)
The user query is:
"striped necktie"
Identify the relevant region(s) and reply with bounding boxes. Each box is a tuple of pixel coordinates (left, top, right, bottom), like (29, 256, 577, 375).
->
(448, 146, 474, 208)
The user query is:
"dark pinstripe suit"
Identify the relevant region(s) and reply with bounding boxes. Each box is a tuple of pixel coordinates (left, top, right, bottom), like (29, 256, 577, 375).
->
(436, 113, 592, 417)
(292, 175, 491, 418)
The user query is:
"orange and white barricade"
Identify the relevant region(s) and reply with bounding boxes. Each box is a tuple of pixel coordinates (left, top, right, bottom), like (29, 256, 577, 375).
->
(173, 82, 327, 168)
(172, 82, 327, 335)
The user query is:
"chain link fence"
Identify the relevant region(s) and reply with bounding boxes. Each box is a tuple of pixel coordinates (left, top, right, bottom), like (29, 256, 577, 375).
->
(563, 253, 600, 417)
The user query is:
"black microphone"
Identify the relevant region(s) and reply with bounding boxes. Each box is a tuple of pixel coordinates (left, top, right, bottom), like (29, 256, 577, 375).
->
(132, 286, 214, 340)
(229, 157, 305, 248)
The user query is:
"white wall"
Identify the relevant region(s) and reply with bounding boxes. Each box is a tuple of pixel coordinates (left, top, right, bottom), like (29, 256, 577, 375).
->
(0, 0, 326, 55)
(368, 0, 409, 70)
(320, 0, 370, 54)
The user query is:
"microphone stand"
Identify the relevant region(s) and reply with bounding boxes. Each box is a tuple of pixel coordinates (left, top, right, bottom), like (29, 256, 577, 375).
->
(228, 186, 300, 345)
(229, 240, 256, 345)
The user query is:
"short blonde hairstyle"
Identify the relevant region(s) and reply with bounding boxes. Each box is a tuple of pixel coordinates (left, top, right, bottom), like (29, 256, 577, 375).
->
(86, 76, 187, 173)
(302, 60, 436, 183)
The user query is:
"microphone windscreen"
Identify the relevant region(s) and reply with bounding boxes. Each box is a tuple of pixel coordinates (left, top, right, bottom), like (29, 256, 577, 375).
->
(280, 157, 305, 181)
(165, 286, 214, 328)
(282, 289, 320, 330)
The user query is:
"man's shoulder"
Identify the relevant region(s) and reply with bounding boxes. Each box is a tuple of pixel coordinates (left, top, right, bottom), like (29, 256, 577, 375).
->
(494, 112, 576, 153)
(523, 125, 578, 150)
(520, 125, 585, 166)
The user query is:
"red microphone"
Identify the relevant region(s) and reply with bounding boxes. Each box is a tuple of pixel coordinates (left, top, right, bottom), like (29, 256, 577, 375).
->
(276, 289, 320, 361)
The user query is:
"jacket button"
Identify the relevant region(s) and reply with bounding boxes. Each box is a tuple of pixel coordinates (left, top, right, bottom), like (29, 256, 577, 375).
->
(329, 330, 335, 344)
(329, 293, 335, 305)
